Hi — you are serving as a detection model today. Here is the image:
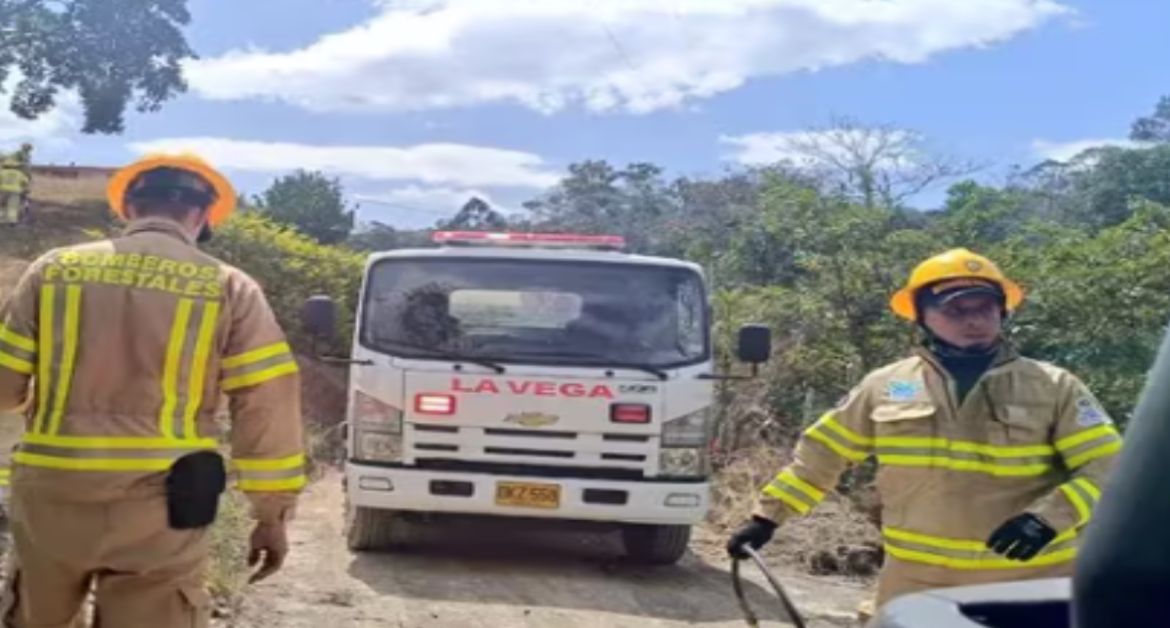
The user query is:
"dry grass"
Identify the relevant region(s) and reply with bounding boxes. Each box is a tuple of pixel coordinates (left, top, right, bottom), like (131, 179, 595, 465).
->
(708, 446, 883, 579)
(208, 491, 254, 608)
(29, 171, 110, 207)
(299, 358, 349, 476)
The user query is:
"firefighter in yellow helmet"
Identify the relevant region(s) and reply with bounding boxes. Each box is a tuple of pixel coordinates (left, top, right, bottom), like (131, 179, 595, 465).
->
(0, 153, 306, 627)
(726, 248, 1123, 611)
(0, 154, 30, 226)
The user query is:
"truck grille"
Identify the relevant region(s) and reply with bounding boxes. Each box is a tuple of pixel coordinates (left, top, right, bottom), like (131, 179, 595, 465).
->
(408, 423, 655, 474)
(414, 458, 646, 482)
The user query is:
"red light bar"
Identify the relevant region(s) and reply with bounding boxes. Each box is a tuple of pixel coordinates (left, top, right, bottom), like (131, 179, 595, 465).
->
(415, 393, 456, 416)
(432, 231, 626, 250)
(611, 403, 651, 424)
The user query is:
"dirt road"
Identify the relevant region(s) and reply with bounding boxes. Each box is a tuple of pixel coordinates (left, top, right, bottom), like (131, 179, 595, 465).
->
(227, 471, 869, 628)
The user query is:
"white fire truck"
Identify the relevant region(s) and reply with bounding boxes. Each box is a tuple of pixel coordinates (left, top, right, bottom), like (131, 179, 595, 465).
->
(303, 231, 771, 564)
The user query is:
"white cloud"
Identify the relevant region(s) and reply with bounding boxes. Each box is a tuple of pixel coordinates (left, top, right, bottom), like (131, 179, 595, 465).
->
(187, 0, 1070, 115)
(719, 128, 920, 170)
(127, 137, 560, 188)
(0, 78, 78, 146)
(354, 185, 498, 216)
(1030, 138, 1144, 162)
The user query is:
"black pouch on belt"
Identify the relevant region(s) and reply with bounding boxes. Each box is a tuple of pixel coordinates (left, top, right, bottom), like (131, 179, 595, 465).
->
(165, 451, 228, 530)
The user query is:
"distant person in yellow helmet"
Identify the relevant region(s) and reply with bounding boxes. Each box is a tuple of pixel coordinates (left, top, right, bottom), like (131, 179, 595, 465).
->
(0, 152, 30, 226)
(0, 153, 306, 627)
(726, 248, 1123, 612)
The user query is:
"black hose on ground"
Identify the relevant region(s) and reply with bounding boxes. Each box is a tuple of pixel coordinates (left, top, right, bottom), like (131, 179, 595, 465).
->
(731, 545, 807, 628)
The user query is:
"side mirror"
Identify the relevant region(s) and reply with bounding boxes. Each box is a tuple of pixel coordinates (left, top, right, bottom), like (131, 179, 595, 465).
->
(737, 324, 772, 364)
(302, 295, 338, 341)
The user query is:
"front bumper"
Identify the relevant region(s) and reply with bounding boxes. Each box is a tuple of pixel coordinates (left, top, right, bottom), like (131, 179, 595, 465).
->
(346, 462, 709, 526)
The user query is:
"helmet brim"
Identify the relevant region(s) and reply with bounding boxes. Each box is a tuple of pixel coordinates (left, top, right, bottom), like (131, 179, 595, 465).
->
(108, 156, 235, 227)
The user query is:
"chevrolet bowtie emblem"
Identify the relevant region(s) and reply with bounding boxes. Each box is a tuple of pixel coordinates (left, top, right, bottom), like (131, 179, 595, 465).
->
(504, 412, 560, 428)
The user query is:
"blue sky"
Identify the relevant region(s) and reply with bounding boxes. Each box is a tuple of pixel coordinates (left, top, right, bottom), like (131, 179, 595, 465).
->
(1, 0, 1164, 228)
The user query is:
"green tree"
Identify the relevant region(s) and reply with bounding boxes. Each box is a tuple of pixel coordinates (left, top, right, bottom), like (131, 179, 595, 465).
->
(347, 221, 431, 252)
(522, 160, 676, 252)
(256, 170, 356, 245)
(0, 0, 196, 134)
(205, 213, 364, 353)
(1131, 95, 1170, 143)
(1002, 201, 1170, 426)
(439, 197, 507, 231)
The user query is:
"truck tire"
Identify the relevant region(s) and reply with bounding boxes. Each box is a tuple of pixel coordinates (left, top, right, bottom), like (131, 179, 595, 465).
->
(621, 524, 691, 565)
(345, 503, 417, 552)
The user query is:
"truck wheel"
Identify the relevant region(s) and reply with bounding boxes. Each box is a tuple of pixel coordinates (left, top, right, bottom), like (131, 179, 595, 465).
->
(621, 524, 691, 565)
(345, 503, 417, 551)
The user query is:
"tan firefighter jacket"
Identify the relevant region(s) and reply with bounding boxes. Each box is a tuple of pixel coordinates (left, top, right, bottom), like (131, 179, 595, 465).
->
(754, 344, 1122, 606)
(0, 218, 305, 523)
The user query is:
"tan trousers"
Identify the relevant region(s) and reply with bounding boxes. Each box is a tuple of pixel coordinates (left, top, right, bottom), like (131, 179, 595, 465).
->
(0, 487, 210, 628)
(0, 193, 19, 224)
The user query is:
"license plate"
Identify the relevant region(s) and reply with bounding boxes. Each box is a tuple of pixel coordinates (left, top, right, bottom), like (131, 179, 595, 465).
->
(495, 481, 561, 509)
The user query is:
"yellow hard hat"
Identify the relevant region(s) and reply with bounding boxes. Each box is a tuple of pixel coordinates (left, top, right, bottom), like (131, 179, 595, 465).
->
(890, 248, 1024, 321)
(108, 153, 236, 227)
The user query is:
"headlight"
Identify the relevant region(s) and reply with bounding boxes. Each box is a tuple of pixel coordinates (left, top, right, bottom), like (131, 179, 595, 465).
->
(662, 408, 711, 447)
(352, 390, 404, 462)
(356, 431, 403, 462)
(659, 448, 707, 477)
(353, 390, 403, 434)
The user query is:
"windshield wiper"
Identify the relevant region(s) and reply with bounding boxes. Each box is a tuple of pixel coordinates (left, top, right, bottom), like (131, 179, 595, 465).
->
(383, 341, 506, 374)
(587, 361, 670, 381)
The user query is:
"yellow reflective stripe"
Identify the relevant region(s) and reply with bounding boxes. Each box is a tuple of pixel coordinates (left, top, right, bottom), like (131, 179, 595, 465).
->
(1065, 440, 1122, 469)
(20, 433, 216, 450)
(159, 299, 193, 439)
(183, 301, 220, 439)
(47, 285, 81, 435)
(33, 284, 54, 433)
(883, 527, 984, 551)
(221, 361, 299, 391)
(234, 453, 305, 472)
(0, 350, 33, 374)
(223, 342, 292, 369)
(877, 455, 1050, 477)
(1056, 425, 1118, 452)
(761, 484, 812, 515)
(13, 451, 174, 472)
(874, 436, 1054, 458)
(0, 324, 35, 353)
(1074, 477, 1101, 502)
(1060, 483, 1091, 526)
(777, 469, 825, 502)
(885, 544, 1077, 570)
(238, 476, 307, 492)
(815, 413, 873, 447)
(882, 526, 1077, 551)
(806, 427, 868, 462)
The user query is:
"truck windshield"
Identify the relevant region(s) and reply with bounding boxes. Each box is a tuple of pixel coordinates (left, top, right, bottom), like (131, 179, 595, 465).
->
(361, 258, 709, 368)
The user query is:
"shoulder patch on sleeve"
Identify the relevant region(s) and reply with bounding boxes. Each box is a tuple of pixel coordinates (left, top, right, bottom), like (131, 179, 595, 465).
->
(1075, 396, 1111, 427)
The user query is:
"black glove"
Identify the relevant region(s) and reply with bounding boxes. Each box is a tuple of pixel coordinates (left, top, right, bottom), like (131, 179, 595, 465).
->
(727, 516, 778, 559)
(987, 513, 1057, 561)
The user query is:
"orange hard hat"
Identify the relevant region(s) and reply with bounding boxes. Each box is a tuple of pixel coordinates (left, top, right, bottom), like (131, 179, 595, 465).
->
(108, 153, 236, 227)
(889, 248, 1024, 321)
